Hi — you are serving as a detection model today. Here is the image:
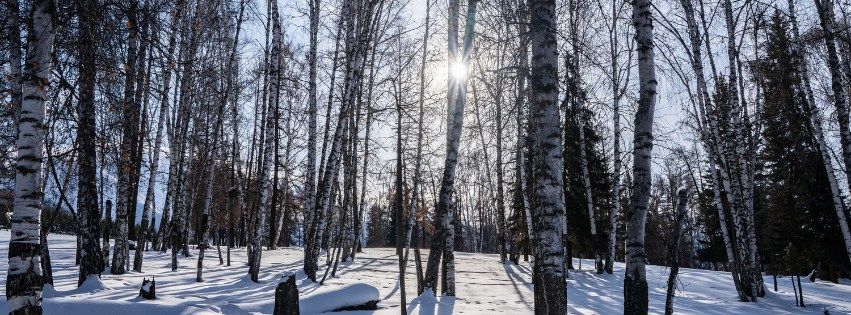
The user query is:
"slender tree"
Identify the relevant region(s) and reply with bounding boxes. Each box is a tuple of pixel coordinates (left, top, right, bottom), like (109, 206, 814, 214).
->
(624, 0, 658, 313)
(422, 0, 478, 296)
(112, 0, 140, 275)
(664, 188, 689, 315)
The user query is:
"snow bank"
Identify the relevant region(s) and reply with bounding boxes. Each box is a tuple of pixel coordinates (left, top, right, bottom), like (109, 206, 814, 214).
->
(1, 232, 849, 314)
(299, 283, 380, 313)
(74, 275, 112, 293)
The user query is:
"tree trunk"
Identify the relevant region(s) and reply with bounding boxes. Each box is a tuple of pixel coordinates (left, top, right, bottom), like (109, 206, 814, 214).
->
(103, 200, 112, 268)
(604, 0, 625, 274)
(664, 189, 688, 315)
(578, 106, 601, 273)
(814, 0, 851, 266)
(624, 0, 658, 313)
(6, 0, 55, 312)
(526, 0, 567, 313)
(305, 0, 378, 282)
(402, 1, 432, 306)
(112, 0, 139, 275)
(722, 0, 760, 300)
(304, 0, 320, 256)
(134, 0, 185, 273)
(422, 0, 478, 297)
(250, 0, 282, 283)
(76, 0, 104, 286)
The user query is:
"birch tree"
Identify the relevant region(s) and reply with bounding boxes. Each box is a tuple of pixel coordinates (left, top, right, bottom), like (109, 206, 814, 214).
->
(814, 0, 851, 266)
(524, 0, 566, 312)
(6, 0, 56, 312)
(624, 0, 658, 313)
(112, 0, 140, 275)
(304, 0, 379, 282)
(133, 0, 186, 273)
(664, 188, 688, 315)
(422, 0, 478, 296)
(250, 0, 283, 283)
(76, 0, 104, 285)
(304, 0, 320, 254)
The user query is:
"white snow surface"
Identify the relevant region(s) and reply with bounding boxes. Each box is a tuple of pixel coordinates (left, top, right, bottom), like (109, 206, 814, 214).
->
(300, 283, 379, 313)
(1, 231, 849, 314)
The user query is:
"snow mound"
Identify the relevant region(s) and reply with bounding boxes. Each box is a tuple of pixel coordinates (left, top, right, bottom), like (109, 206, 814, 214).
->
(300, 283, 380, 313)
(414, 289, 438, 303)
(41, 284, 59, 298)
(74, 275, 112, 293)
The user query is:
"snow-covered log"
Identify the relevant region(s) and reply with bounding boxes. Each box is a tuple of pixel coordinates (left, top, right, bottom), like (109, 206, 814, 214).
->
(300, 283, 379, 313)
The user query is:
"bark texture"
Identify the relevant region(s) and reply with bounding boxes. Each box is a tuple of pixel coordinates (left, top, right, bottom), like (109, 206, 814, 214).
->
(624, 0, 657, 313)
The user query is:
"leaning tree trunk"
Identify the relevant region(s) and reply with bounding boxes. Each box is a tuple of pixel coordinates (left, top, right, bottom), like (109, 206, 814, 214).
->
(814, 0, 851, 266)
(76, 0, 104, 286)
(422, 0, 478, 297)
(112, 0, 139, 275)
(401, 1, 431, 309)
(624, 0, 658, 313)
(578, 106, 601, 273)
(6, 0, 55, 312)
(678, 0, 747, 300)
(250, 0, 282, 283)
(304, 0, 377, 282)
(526, 0, 567, 313)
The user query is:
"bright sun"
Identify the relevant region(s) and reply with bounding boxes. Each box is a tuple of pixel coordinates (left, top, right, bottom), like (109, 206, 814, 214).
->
(450, 61, 467, 80)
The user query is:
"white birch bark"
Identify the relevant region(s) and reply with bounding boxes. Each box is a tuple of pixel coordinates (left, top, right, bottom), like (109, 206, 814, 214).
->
(526, 0, 566, 313)
(304, 0, 320, 250)
(422, 0, 478, 297)
(624, 0, 657, 313)
(803, 0, 851, 266)
(305, 0, 377, 281)
(6, 0, 55, 312)
(134, 0, 185, 272)
(723, 0, 762, 300)
(402, 0, 432, 304)
(197, 0, 245, 282)
(677, 0, 747, 300)
(250, 0, 282, 283)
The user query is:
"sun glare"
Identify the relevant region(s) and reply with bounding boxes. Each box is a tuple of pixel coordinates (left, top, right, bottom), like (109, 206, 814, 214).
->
(450, 61, 467, 80)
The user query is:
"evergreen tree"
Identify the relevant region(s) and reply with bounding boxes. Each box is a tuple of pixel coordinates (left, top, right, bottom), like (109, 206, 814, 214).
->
(563, 103, 613, 266)
(756, 12, 849, 282)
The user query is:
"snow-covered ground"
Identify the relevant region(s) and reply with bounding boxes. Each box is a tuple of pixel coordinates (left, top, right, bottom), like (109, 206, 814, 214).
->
(1, 231, 849, 314)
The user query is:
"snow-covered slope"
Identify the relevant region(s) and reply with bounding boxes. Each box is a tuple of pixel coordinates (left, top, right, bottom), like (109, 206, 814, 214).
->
(0, 232, 848, 314)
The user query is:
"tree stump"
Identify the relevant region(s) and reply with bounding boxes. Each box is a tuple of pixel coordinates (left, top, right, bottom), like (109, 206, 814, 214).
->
(139, 278, 156, 300)
(274, 273, 299, 315)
